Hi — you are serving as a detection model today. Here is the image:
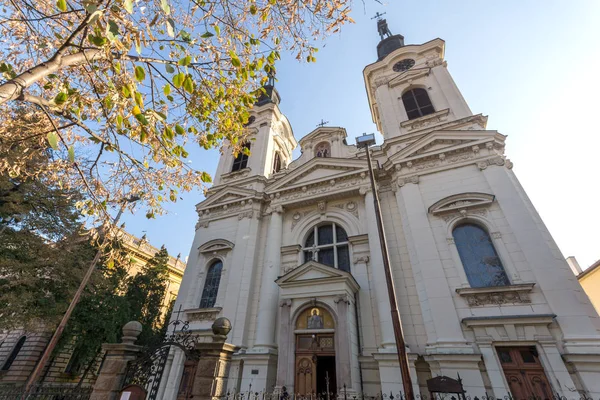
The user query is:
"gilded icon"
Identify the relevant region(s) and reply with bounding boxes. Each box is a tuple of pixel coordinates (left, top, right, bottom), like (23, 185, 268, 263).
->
(307, 308, 324, 329)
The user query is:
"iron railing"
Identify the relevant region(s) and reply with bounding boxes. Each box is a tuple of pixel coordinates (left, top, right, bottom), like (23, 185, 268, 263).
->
(0, 384, 92, 400)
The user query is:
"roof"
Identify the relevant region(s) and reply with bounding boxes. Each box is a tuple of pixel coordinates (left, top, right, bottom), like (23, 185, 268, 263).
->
(578, 259, 600, 280)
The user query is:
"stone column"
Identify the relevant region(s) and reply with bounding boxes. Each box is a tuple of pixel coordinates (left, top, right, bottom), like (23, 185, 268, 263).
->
(90, 321, 144, 400)
(276, 299, 292, 388)
(192, 318, 238, 400)
(254, 205, 284, 349)
(361, 187, 395, 348)
(334, 295, 353, 390)
(393, 177, 468, 352)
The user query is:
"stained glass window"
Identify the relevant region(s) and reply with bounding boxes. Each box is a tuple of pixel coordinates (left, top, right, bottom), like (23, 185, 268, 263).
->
(199, 260, 223, 308)
(402, 88, 435, 120)
(452, 223, 509, 288)
(303, 223, 350, 272)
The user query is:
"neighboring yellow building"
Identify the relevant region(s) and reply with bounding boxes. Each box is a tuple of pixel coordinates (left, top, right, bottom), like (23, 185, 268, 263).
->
(0, 231, 186, 387)
(568, 256, 600, 315)
(119, 231, 186, 313)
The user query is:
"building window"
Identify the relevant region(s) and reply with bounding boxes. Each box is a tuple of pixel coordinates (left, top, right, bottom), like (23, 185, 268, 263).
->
(199, 260, 223, 308)
(452, 223, 509, 288)
(303, 223, 350, 272)
(1, 336, 26, 371)
(231, 143, 250, 172)
(315, 142, 330, 158)
(402, 88, 435, 120)
(273, 152, 282, 173)
(64, 347, 84, 375)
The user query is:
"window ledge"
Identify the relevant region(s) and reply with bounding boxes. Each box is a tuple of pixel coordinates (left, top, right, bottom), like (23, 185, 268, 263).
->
(221, 168, 251, 181)
(186, 307, 222, 322)
(400, 108, 450, 131)
(456, 283, 535, 307)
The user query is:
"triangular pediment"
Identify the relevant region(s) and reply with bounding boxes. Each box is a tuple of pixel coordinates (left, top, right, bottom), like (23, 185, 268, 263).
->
(390, 130, 504, 163)
(276, 261, 360, 292)
(198, 186, 258, 209)
(267, 157, 369, 192)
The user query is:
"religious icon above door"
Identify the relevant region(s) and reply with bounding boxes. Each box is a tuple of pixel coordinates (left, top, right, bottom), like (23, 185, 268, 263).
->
(296, 307, 334, 330)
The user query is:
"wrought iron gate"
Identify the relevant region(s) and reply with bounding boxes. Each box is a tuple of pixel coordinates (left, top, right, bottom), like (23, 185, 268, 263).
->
(121, 310, 199, 400)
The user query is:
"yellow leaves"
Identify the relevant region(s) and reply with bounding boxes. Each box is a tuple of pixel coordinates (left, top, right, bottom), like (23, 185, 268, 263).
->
(178, 55, 191, 66)
(173, 73, 185, 88)
(201, 172, 212, 183)
(183, 75, 194, 93)
(124, 0, 133, 14)
(56, 0, 67, 12)
(47, 132, 59, 150)
(166, 18, 175, 38)
(132, 105, 142, 116)
(68, 146, 75, 163)
(134, 65, 145, 82)
(160, 0, 171, 15)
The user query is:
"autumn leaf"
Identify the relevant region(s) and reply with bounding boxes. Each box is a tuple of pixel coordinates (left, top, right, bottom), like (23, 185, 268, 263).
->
(47, 132, 59, 150)
(56, 0, 67, 12)
(172, 73, 185, 88)
(134, 65, 146, 82)
(68, 146, 75, 162)
(124, 0, 133, 14)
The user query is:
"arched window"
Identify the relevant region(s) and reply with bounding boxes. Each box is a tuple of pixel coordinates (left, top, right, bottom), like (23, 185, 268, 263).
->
(273, 152, 282, 173)
(231, 143, 250, 172)
(2, 336, 26, 371)
(452, 223, 509, 288)
(200, 260, 223, 308)
(402, 88, 435, 120)
(303, 223, 350, 272)
(315, 142, 330, 158)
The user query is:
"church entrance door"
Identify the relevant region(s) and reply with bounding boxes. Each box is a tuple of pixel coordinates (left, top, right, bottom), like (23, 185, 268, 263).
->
(294, 306, 336, 397)
(294, 333, 336, 397)
(497, 347, 553, 400)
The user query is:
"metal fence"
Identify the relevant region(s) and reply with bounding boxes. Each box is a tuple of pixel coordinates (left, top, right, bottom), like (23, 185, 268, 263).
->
(217, 388, 597, 400)
(0, 384, 92, 400)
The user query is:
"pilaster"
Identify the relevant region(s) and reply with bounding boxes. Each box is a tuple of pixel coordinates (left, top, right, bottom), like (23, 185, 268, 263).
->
(254, 205, 284, 349)
(361, 187, 395, 348)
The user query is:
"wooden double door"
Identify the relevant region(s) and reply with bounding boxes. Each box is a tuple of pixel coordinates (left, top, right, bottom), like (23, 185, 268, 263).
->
(497, 347, 553, 400)
(295, 333, 337, 397)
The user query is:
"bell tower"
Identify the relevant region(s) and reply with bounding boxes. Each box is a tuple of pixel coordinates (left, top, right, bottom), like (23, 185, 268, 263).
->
(363, 17, 479, 141)
(212, 78, 297, 186)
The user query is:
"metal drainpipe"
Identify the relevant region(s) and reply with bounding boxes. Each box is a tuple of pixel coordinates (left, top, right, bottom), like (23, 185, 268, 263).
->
(354, 292, 365, 395)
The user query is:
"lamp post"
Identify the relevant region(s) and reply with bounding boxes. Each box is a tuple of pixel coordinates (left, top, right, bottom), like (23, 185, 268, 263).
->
(23, 195, 140, 396)
(356, 133, 414, 400)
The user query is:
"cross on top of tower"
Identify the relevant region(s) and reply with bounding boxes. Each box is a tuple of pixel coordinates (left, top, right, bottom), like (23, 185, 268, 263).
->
(372, 12, 393, 41)
(371, 11, 386, 21)
(316, 119, 329, 128)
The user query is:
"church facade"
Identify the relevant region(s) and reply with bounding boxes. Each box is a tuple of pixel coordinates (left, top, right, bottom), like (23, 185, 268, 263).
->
(160, 23, 600, 399)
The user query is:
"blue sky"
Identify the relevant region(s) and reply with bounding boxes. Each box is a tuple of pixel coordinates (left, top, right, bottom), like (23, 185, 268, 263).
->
(120, 1, 600, 269)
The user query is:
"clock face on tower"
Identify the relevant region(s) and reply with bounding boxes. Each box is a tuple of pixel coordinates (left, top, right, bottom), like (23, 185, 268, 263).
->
(393, 58, 415, 72)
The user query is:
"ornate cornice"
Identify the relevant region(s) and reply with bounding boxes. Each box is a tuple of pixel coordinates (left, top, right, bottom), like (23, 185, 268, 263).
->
(400, 109, 450, 132)
(268, 172, 369, 207)
(186, 307, 222, 322)
(456, 283, 535, 307)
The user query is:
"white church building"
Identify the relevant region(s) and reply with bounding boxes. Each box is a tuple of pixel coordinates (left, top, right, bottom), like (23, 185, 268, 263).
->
(160, 20, 600, 399)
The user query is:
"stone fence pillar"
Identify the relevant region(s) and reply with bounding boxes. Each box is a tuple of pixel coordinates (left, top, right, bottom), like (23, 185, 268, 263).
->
(90, 321, 144, 400)
(192, 317, 238, 400)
